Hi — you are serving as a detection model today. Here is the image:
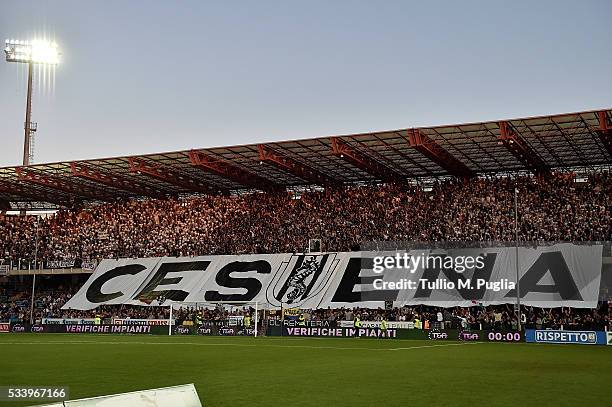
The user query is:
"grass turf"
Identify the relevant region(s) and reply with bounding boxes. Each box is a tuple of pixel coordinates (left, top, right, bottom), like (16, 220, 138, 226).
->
(0, 334, 611, 407)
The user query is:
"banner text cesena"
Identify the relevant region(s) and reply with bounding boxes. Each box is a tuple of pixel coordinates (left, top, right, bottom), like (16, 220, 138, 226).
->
(62, 244, 603, 310)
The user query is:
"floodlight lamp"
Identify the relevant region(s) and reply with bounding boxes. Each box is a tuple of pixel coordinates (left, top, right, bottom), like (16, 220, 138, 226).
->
(4, 39, 60, 65)
(32, 40, 60, 64)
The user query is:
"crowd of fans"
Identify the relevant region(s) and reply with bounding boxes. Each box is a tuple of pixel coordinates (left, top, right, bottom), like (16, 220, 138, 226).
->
(305, 303, 612, 331)
(0, 172, 610, 266)
(2, 286, 610, 331)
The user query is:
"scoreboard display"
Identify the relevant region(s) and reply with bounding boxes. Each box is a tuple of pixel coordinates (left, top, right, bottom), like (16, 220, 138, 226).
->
(486, 331, 522, 342)
(430, 329, 524, 342)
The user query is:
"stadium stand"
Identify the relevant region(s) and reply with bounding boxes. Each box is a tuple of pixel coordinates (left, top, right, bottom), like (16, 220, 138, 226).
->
(0, 109, 611, 335)
(0, 171, 610, 331)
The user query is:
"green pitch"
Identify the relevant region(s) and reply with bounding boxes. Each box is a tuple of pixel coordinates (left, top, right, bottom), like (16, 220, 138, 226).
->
(1, 334, 611, 407)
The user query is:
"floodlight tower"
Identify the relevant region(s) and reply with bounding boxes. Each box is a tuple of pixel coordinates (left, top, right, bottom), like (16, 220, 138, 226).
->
(4, 39, 60, 166)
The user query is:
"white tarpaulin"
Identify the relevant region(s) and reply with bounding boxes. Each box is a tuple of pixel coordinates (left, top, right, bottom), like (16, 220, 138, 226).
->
(63, 243, 603, 310)
(33, 384, 201, 407)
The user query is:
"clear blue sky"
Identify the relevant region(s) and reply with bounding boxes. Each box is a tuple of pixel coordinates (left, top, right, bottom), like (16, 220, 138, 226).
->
(1, 0, 610, 166)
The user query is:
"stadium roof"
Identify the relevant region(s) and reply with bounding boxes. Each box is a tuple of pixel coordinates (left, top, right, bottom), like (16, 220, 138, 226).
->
(1, 108, 611, 209)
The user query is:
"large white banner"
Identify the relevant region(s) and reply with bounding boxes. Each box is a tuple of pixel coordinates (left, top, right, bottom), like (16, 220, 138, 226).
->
(63, 244, 603, 310)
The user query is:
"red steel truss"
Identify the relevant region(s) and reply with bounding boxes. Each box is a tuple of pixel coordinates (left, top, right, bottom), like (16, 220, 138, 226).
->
(128, 157, 222, 194)
(407, 129, 474, 177)
(331, 137, 408, 182)
(0, 181, 67, 206)
(258, 144, 336, 186)
(71, 162, 166, 198)
(16, 168, 115, 202)
(189, 150, 281, 192)
(597, 110, 612, 156)
(498, 121, 548, 173)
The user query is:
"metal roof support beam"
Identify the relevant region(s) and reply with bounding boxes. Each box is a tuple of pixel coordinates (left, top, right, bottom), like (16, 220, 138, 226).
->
(0, 181, 67, 206)
(407, 129, 474, 177)
(189, 150, 281, 193)
(330, 137, 406, 183)
(128, 157, 222, 195)
(258, 144, 336, 187)
(71, 162, 164, 198)
(16, 168, 115, 202)
(498, 121, 548, 173)
(596, 111, 612, 156)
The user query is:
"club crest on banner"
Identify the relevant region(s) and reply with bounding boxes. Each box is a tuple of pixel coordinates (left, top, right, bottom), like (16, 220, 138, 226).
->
(266, 254, 338, 307)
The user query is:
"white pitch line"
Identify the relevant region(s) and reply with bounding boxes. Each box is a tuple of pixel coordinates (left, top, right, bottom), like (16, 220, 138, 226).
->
(0, 340, 480, 351)
(388, 342, 481, 350)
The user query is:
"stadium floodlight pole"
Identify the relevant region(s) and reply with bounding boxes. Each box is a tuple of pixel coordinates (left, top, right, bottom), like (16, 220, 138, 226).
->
(514, 186, 522, 332)
(168, 303, 173, 336)
(23, 60, 33, 165)
(29, 215, 40, 325)
(4, 39, 60, 166)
